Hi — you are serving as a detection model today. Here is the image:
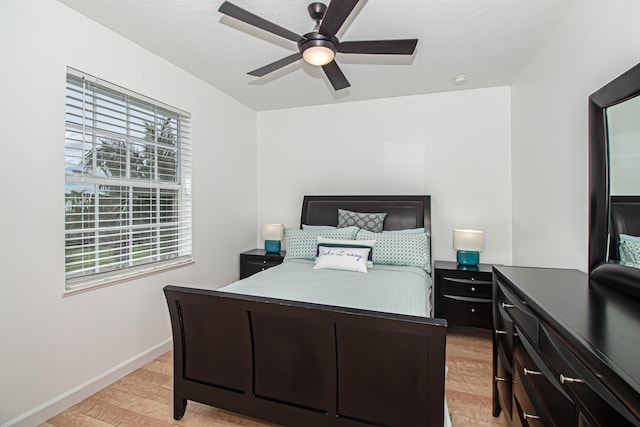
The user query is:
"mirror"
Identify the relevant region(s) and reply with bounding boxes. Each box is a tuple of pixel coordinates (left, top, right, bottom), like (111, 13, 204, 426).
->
(608, 96, 640, 195)
(589, 62, 640, 297)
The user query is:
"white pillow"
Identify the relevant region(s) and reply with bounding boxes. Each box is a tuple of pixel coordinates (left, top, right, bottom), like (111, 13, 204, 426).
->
(313, 246, 371, 273)
(316, 237, 376, 267)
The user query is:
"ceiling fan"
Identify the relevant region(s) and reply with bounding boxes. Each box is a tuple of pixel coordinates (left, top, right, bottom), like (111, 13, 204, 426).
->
(218, 0, 418, 91)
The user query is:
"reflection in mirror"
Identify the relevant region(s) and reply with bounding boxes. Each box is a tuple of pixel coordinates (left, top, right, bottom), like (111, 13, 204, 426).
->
(608, 95, 640, 195)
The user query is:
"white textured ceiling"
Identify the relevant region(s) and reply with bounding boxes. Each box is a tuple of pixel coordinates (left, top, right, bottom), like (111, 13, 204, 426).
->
(57, 0, 573, 111)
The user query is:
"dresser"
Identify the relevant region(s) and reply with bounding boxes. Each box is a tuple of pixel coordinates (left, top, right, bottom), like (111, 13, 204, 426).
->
(492, 266, 640, 426)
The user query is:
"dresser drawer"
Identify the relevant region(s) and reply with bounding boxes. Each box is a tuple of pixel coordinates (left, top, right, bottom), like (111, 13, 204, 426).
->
(438, 295, 492, 329)
(493, 350, 513, 419)
(496, 347, 513, 420)
(538, 325, 637, 426)
(512, 362, 547, 427)
(513, 331, 576, 426)
(439, 275, 492, 299)
(496, 280, 539, 347)
(495, 305, 514, 357)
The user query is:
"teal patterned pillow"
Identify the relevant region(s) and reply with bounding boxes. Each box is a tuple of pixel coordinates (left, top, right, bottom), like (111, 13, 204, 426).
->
(355, 229, 431, 272)
(619, 234, 640, 265)
(284, 227, 358, 261)
(337, 209, 387, 232)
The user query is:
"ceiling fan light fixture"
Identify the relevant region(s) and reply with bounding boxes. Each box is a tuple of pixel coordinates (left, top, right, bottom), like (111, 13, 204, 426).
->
(302, 45, 335, 66)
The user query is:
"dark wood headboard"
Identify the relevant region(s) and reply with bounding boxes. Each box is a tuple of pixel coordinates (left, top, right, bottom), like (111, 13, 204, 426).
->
(301, 195, 431, 234)
(609, 196, 640, 261)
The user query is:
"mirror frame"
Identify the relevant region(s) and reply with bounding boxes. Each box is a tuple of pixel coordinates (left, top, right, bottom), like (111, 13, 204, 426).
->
(589, 62, 640, 293)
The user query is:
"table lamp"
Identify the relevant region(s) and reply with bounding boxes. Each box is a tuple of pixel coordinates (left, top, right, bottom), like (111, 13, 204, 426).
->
(262, 223, 284, 254)
(453, 229, 484, 266)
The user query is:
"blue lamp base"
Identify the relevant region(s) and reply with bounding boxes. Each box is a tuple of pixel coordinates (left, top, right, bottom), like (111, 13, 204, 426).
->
(264, 240, 281, 254)
(457, 250, 479, 266)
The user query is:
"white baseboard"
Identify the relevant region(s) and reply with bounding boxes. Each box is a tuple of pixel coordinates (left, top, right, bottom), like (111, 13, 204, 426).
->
(1, 338, 173, 427)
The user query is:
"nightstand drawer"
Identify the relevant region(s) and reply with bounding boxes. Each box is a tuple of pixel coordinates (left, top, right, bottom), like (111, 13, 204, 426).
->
(439, 275, 492, 298)
(240, 250, 285, 279)
(244, 259, 281, 275)
(438, 295, 492, 329)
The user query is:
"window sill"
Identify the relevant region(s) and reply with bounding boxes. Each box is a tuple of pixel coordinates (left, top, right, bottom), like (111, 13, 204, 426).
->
(62, 258, 195, 297)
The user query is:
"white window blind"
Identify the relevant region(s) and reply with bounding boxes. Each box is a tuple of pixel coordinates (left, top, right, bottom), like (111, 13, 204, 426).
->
(64, 68, 192, 292)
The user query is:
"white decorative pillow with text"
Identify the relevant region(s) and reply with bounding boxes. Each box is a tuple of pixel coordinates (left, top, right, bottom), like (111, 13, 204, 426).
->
(313, 246, 371, 273)
(316, 237, 376, 267)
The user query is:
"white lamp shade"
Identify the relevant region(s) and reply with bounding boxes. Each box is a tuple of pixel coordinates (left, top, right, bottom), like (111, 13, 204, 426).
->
(262, 223, 284, 241)
(453, 229, 484, 251)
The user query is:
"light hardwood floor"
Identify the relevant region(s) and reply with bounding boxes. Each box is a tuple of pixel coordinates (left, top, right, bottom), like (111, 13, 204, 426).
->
(42, 327, 507, 427)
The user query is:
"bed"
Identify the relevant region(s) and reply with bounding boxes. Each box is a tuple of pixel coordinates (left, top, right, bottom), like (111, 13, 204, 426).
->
(163, 195, 447, 427)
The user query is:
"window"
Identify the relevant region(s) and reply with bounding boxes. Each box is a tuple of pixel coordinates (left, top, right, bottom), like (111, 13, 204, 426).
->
(64, 68, 192, 293)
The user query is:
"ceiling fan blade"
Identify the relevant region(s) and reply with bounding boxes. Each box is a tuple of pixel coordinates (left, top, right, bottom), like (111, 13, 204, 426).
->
(318, 0, 359, 38)
(338, 39, 418, 55)
(322, 61, 350, 91)
(248, 53, 303, 77)
(219, 1, 302, 43)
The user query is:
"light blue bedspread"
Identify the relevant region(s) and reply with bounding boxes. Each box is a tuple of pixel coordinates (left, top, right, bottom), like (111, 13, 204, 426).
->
(220, 259, 431, 317)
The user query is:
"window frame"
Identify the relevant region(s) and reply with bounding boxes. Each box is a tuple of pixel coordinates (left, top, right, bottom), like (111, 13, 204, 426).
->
(64, 68, 193, 295)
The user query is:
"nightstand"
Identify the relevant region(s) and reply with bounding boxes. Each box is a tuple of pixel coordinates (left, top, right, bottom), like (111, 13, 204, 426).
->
(240, 249, 286, 279)
(434, 260, 493, 329)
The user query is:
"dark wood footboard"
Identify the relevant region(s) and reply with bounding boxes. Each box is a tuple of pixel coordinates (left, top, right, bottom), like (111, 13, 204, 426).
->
(164, 285, 447, 427)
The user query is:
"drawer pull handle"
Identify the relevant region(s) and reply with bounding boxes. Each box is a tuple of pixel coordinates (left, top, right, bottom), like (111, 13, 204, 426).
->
(494, 376, 508, 382)
(501, 302, 515, 309)
(560, 374, 584, 384)
(523, 368, 542, 376)
(495, 329, 507, 335)
(523, 412, 541, 420)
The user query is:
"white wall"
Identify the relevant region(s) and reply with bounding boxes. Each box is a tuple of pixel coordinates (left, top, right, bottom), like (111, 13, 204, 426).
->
(511, 0, 640, 271)
(0, 1, 257, 425)
(257, 87, 513, 265)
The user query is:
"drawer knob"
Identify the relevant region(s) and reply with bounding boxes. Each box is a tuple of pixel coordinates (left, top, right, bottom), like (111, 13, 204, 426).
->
(471, 308, 476, 313)
(471, 287, 476, 292)
(495, 329, 507, 335)
(261, 268, 265, 271)
(560, 374, 584, 384)
(523, 368, 542, 376)
(494, 376, 508, 382)
(263, 260, 267, 264)
(523, 412, 541, 420)
(471, 277, 475, 281)
(501, 302, 515, 309)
